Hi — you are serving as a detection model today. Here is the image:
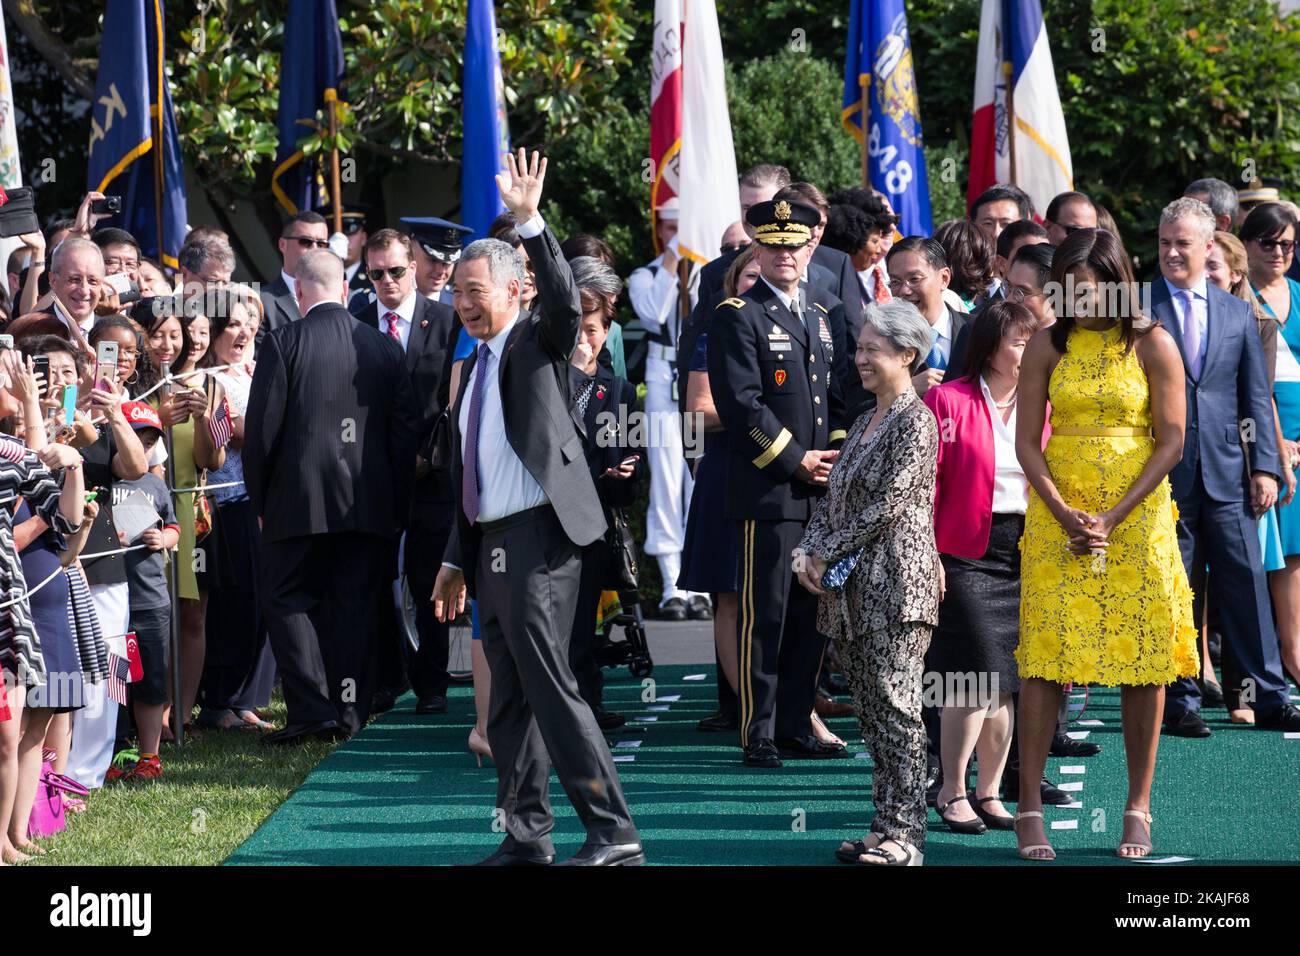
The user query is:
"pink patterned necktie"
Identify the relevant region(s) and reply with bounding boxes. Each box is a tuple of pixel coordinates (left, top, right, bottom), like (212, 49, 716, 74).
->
(875, 264, 892, 303)
(385, 311, 402, 343)
(1179, 290, 1201, 378)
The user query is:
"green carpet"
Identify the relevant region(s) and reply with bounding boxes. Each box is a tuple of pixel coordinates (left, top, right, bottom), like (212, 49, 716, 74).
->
(226, 665, 1300, 866)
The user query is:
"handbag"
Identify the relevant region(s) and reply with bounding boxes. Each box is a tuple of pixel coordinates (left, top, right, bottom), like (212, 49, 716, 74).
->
(821, 547, 864, 592)
(192, 468, 214, 542)
(601, 505, 639, 591)
(27, 763, 90, 839)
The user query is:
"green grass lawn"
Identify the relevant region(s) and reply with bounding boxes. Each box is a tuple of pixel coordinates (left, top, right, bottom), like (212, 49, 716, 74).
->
(30, 695, 334, 866)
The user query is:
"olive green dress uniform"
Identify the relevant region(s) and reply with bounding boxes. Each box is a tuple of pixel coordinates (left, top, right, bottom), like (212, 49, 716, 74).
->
(707, 200, 847, 763)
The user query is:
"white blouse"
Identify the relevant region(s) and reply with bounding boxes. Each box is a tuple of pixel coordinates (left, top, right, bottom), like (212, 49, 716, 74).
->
(980, 375, 1029, 515)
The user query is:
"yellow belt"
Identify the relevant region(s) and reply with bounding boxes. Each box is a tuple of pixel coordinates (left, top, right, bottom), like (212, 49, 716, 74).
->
(1052, 425, 1151, 437)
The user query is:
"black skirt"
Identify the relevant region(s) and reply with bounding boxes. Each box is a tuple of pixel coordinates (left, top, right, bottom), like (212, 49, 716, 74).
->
(926, 512, 1023, 695)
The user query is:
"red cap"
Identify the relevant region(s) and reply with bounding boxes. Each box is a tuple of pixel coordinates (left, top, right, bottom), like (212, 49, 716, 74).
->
(122, 400, 163, 432)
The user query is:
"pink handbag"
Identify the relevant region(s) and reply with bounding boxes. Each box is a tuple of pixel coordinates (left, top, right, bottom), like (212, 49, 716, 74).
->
(28, 762, 89, 839)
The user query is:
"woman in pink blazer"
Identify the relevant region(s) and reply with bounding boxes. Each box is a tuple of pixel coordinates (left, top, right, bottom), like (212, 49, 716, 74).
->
(921, 300, 1044, 836)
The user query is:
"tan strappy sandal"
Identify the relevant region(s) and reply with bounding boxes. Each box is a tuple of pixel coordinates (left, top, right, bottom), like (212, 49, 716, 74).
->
(1117, 808, 1153, 858)
(1014, 811, 1056, 861)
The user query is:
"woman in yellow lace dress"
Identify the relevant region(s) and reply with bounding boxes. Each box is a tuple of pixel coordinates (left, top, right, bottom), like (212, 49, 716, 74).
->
(1015, 229, 1197, 862)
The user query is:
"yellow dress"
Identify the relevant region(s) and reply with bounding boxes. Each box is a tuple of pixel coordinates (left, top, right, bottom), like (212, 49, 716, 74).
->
(1017, 324, 1198, 686)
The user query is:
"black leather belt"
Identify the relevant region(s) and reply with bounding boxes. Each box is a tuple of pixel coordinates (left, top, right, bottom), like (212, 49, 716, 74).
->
(478, 504, 553, 535)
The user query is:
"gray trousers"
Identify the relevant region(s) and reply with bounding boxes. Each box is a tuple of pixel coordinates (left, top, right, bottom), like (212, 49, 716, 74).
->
(477, 506, 639, 852)
(838, 622, 932, 849)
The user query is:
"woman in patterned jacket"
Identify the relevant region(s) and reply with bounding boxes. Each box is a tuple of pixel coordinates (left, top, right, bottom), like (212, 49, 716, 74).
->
(797, 300, 941, 866)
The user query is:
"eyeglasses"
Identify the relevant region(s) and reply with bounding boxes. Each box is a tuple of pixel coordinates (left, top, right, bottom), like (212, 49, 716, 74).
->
(286, 235, 330, 249)
(1255, 238, 1296, 254)
(367, 266, 409, 281)
(1007, 286, 1045, 302)
(104, 257, 140, 272)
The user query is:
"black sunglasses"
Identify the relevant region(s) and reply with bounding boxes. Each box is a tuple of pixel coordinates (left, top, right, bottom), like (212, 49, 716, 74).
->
(1255, 238, 1296, 254)
(286, 235, 330, 249)
(367, 266, 409, 281)
(721, 241, 750, 254)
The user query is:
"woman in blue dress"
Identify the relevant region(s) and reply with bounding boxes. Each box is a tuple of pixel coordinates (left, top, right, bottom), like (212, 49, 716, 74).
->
(1244, 202, 1300, 693)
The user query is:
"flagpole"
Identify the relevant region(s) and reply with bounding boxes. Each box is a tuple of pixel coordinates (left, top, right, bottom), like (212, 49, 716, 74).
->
(859, 78, 869, 188)
(1003, 59, 1016, 186)
(327, 91, 342, 233)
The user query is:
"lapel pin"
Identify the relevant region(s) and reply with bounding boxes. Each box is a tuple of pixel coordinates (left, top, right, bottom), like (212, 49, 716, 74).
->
(420, 319, 429, 328)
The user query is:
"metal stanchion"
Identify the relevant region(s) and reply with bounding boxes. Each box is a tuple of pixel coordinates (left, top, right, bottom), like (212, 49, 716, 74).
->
(161, 362, 184, 747)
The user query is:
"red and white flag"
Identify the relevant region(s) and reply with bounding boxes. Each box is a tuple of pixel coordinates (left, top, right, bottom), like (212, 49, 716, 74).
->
(968, 0, 1073, 217)
(649, 0, 682, 253)
(674, 0, 739, 265)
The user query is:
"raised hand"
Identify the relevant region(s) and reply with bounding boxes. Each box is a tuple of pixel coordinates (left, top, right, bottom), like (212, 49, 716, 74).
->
(495, 148, 547, 223)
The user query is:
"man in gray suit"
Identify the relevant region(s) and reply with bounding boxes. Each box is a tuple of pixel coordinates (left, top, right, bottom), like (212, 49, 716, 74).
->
(257, 210, 330, 341)
(432, 149, 642, 867)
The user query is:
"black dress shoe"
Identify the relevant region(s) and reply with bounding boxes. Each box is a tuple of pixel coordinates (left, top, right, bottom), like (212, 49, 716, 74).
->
(1001, 772, 1072, 806)
(371, 689, 398, 714)
(743, 739, 783, 768)
(1197, 677, 1225, 709)
(1255, 702, 1300, 732)
(774, 735, 849, 759)
(697, 710, 738, 732)
(556, 842, 645, 866)
(415, 695, 448, 715)
(261, 720, 341, 745)
(657, 597, 688, 621)
(594, 709, 627, 731)
(1164, 710, 1212, 738)
(475, 846, 555, 866)
(686, 595, 713, 620)
(1050, 731, 1102, 757)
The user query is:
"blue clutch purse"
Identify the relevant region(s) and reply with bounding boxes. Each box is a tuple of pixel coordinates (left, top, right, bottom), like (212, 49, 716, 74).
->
(821, 548, 864, 591)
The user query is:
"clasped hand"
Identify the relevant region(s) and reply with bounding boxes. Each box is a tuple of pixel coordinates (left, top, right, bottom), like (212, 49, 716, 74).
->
(1056, 506, 1118, 556)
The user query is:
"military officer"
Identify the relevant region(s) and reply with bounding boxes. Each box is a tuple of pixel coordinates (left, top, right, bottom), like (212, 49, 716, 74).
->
(707, 198, 848, 769)
(400, 216, 473, 306)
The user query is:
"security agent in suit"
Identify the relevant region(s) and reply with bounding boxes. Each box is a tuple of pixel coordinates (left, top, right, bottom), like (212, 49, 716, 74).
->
(886, 236, 972, 396)
(355, 228, 460, 714)
(708, 198, 848, 768)
(432, 150, 642, 867)
(1153, 200, 1300, 736)
(244, 249, 421, 744)
(257, 210, 331, 345)
(402, 216, 473, 308)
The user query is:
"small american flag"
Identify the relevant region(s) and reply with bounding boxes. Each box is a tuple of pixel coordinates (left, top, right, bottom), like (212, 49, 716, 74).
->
(0, 437, 26, 463)
(106, 651, 130, 706)
(208, 395, 233, 447)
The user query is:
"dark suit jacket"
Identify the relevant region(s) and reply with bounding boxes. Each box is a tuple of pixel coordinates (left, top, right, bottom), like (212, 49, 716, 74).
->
(919, 305, 973, 380)
(444, 225, 607, 595)
(259, 275, 302, 336)
(811, 244, 866, 349)
(1152, 280, 1281, 503)
(356, 293, 459, 503)
(571, 350, 646, 510)
(244, 301, 421, 544)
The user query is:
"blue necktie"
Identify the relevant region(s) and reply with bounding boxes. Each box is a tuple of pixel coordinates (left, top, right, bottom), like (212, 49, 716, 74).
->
(462, 343, 490, 524)
(926, 327, 946, 371)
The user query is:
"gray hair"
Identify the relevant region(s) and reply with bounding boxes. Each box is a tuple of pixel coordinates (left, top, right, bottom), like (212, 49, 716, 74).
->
(569, 256, 622, 300)
(50, 237, 104, 275)
(1161, 196, 1216, 242)
(1185, 178, 1239, 222)
(178, 235, 236, 275)
(294, 248, 345, 289)
(862, 300, 933, 373)
(459, 238, 526, 290)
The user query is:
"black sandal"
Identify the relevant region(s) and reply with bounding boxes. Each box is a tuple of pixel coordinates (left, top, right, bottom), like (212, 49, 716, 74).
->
(834, 839, 868, 864)
(937, 794, 988, 835)
(973, 795, 1015, 830)
(854, 838, 923, 866)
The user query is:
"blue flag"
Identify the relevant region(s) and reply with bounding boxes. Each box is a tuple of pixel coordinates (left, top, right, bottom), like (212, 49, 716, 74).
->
(461, 0, 510, 241)
(841, 0, 932, 237)
(87, 0, 188, 269)
(272, 0, 345, 215)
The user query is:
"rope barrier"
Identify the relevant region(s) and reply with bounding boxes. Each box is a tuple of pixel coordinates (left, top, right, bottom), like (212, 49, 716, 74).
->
(169, 480, 244, 495)
(0, 543, 151, 610)
(132, 363, 237, 405)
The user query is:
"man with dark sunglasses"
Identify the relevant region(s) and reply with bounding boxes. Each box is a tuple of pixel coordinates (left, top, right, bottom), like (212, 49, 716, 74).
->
(1043, 190, 1097, 246)
(354, 228, 460, 718)
(259, 210, 331, 337)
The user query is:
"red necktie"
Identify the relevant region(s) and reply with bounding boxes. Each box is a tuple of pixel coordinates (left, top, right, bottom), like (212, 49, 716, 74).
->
(385, 311, 402, 343)
(874, 265, 892, 303)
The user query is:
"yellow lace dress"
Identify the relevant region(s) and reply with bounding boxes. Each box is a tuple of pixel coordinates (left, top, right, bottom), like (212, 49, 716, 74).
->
(1017, 324, 1198, 686)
